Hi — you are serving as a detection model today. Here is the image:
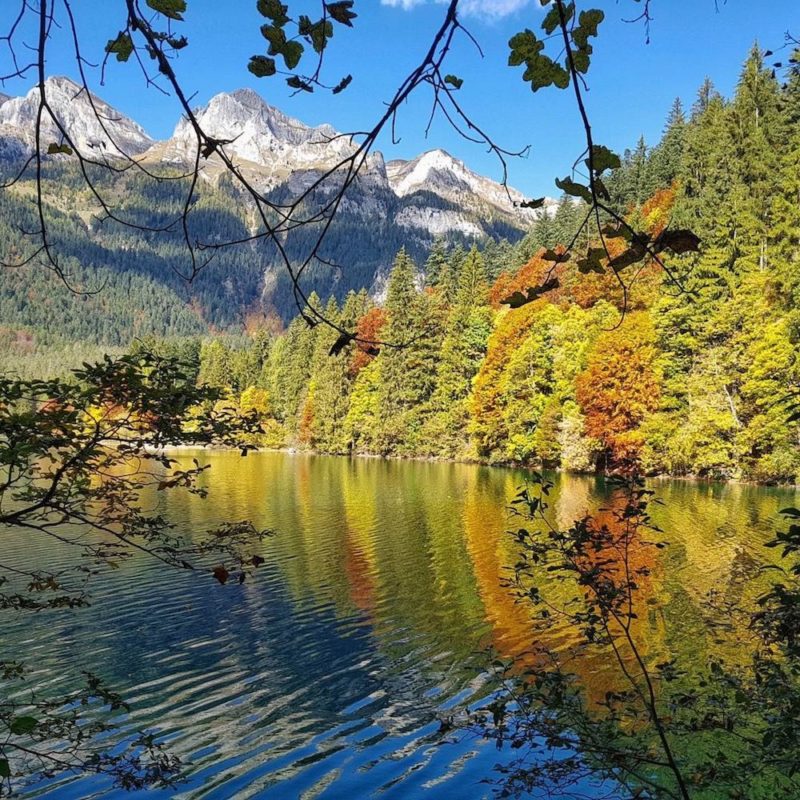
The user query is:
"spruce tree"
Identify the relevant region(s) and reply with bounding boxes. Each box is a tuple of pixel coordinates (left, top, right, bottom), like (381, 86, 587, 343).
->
(423, 247, 492, 457)
(308, 297, 353, 452)
(424, 238, 449, 288)
(374, 249, 432, 453)
(729, 44, 783, 273)
(649, 98, 686, 188)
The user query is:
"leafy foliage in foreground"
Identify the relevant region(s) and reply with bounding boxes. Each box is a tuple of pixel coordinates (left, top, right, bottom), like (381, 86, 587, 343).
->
(0, 353, 271, 793)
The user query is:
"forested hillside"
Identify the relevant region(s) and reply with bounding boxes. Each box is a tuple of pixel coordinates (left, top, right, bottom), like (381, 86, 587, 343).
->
(157, 46, 800, 483)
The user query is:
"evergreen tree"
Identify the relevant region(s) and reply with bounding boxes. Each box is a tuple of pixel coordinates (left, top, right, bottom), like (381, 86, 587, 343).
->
(424, 238, 449, 288)
(649, 98, 686, 188)
(423, 247, 492, 456)
(308, 297, 353, 452)
(267, 292, 320, 427)
(374, 249, 436, 453)
(729, 44, 783, 273)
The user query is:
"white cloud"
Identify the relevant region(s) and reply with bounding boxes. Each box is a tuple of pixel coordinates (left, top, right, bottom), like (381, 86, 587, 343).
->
(380, 0, 532, 18)
(380, 0, 435, 9)
(459, 0, 531, 16)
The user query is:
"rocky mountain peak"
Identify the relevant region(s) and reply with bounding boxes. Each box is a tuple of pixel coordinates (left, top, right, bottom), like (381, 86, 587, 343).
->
(0, 76, 153, 157)
(386, 147, 555, 228)
(162, 89, 358, 174)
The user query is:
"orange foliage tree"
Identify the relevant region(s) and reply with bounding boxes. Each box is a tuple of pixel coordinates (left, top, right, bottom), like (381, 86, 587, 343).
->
(348, 307, 387, 377)
(489, 252, 564, 308)
(575, 312, 662, 467)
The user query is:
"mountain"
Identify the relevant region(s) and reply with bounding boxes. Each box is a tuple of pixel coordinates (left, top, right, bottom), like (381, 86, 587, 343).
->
(0, 77, 551, 339)
(148, 87, 544, 238)
(0, 76, 153, 159)
(0, 77, 546, 236)
(387, 149, 556, 237)
(151, 88, 384, 190)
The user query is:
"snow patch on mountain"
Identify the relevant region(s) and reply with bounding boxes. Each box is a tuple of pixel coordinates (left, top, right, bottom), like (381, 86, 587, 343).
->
(155, 89, 385, 190)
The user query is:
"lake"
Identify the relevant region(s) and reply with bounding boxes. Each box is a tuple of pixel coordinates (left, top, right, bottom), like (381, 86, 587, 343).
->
(3, 451, 798, 799)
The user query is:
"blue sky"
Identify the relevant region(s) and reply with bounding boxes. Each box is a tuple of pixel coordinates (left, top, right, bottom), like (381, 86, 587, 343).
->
(1, 0, 797, 196)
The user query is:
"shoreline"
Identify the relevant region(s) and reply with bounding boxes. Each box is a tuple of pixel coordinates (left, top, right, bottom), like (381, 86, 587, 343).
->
(163, 444, 800, 491)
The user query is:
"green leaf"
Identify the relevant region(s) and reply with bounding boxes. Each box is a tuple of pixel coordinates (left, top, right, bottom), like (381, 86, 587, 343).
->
(332, 74, 352, 94)
(572, 8, 604, 49)
(326, 1, 357, 26)
(586, 144, 620, 174)
(444, 74, 464, 90)
(0, 759, 9, 778)
(47, 143, 74, 156)
(300, 17, 333, 54)
(570, 8, 603, 74)
(146, 0, 187, 20)
(248, 55, 277, 78)
(287, 75, 313, 92)
(530, 55, 568, 90)
(9, 716, 37, 736)
(105, 32, 134, 62)
(542, 1, 573, 34)
(257, 0, 289, 25)
(261, 25, 304, 68)
(261, 24, 287, 51)
(282, 40, 304, 70)
(555, 176, 592, 204)
(508, 30, 543, 67)
(572, 49, 590, 74)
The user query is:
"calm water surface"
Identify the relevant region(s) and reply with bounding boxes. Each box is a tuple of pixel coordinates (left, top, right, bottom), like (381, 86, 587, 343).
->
(3, 452, 798, 799)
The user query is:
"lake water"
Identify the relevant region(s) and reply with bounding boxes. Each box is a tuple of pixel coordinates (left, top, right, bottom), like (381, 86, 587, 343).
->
(3, 451, 798, 799)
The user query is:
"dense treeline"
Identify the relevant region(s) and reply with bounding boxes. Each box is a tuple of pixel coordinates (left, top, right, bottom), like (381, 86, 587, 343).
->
(172, 46, 800, 484)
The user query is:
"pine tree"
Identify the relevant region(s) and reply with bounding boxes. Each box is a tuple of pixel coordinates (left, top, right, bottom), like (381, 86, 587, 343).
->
(424, 238, 449, 288)
(308, 297, 352, 452)
(374, 249, 434, 453)
(267, 292, 320, 428)
(770, 52, 800, 330)
(649, 98, 686, 188)
(441, 243, 466, 302)
(673, 83, 737, 250)
(423, 246, 492, 457)
(729, 44, 783, 273)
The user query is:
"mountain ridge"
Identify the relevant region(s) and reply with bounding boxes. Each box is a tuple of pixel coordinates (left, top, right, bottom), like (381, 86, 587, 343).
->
(0, 76, 552, 239)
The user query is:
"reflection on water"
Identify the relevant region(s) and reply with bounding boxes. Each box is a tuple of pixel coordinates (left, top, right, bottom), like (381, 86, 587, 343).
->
(1, 452, 797, 799)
